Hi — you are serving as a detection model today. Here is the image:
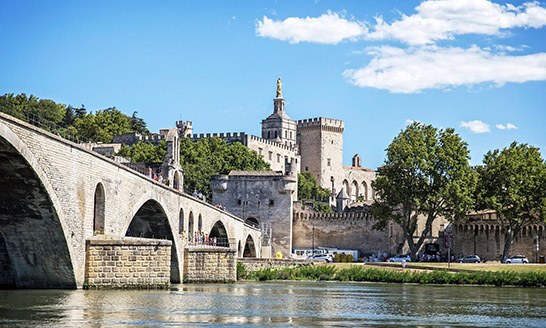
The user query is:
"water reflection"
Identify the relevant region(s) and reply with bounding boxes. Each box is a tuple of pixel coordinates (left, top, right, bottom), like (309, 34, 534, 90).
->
(0, 282, 545, 327)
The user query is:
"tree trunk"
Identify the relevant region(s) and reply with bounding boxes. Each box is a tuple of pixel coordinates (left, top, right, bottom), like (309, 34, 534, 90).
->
(502, 229, 514, 262)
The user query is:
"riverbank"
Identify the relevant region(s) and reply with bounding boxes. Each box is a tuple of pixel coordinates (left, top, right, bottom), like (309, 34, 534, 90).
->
(237, 263, 546, 287)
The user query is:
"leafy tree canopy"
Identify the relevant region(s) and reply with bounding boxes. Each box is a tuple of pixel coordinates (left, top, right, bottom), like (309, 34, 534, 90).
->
(370, 122, 476, 260)
(180, 137, 270, 198)
(0, 93, 66, 124)
(0, 93, 149, 143)
(117, 137, 271, 199)
(476, 142, 546, 259)
(298, 171, 332, 213)
(117, 140, 167, 163)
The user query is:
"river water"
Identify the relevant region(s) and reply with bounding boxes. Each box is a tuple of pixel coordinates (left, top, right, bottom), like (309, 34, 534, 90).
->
(0, 282, 545, 327)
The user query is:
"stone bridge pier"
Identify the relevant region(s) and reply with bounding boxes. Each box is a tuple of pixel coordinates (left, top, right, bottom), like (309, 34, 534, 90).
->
(0, 112, 261, 288)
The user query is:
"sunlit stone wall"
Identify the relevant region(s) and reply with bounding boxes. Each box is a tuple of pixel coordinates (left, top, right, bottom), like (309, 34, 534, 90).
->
(85, 236, 171, 288)
(183, 248, 236, 282)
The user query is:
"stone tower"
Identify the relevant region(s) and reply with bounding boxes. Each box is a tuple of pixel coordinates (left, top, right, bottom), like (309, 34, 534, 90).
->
(261, 78, 297, 148)
(296, 117, 344, 189)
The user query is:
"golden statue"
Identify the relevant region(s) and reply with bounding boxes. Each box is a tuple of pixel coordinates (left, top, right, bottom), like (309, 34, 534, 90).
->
(276, 77, 282, 98)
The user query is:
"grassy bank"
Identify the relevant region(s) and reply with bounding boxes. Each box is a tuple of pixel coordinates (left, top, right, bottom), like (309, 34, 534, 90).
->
(237, 263, 546, 287)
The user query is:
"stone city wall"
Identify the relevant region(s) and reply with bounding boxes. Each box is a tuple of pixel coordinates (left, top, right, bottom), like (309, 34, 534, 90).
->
(183, 247, 236, 282)
(189, 132, 246, 145)
(452, 221, 546, 262)
(84, 236, 172, 289)
(292, 210, 404, 257)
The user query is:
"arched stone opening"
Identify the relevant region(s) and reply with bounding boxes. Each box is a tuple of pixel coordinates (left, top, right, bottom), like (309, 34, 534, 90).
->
(238, 240, 242, 257)
(245, 217, 259, 228)
(173, 171, 180, 190)
(125, 199, 180, 283)
(93, 183, 105, 234)
(209, 220, 229, 247)
(178, 209, 184, 234)
(243, 235, 256, 258)
(0, 136, 76, 288)
(342, 180, 350, 196)
(361, 181, 368, 201)
(198, 214, 203, 232)
(351, 180, 359, 200)
(188, 212, 194, 235)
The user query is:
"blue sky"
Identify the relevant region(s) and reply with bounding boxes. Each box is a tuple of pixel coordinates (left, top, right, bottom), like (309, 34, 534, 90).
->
(1, 0, 545, 169)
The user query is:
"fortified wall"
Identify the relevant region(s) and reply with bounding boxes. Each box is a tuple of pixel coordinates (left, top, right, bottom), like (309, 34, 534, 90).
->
(292, 203, 405, 257)
(452, 220, 546, 262)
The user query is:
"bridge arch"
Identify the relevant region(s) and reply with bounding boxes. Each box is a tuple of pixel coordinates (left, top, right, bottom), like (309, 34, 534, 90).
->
(209, 220, 229, 247)
(0, 122, 77, 288)
(125, 197, 180, 283)
(243, 235, 256, 258)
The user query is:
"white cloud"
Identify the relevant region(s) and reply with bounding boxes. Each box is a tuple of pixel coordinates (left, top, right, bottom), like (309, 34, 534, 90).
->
(460, 120, 491, 133)
(405, 119, 421, 125)
(496, 122, 518, 130)
(343, 45, 546, 93)
(367, 0, 546, 45)
(255, 11, 367, 44)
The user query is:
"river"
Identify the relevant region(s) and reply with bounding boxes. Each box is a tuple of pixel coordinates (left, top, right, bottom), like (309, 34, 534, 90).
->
(0, 282, 544, 327)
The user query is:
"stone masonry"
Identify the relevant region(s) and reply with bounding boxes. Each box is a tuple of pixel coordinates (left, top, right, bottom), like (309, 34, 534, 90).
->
(0, 112, 261, 288)
(85, 236, 171, 289)
(183, 248, 236, 282)
(212, 171, 297, 258)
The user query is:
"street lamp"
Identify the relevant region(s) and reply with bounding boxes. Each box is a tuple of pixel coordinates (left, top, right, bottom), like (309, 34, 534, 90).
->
(312, 221, 315, 257)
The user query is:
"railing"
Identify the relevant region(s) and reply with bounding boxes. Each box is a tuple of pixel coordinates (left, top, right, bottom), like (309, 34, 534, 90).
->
(0, 104, 93, 144)
(185, 237, 235, 249)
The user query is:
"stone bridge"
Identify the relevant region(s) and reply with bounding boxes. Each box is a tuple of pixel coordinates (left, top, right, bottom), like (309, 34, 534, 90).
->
(0, 112, 261, 288)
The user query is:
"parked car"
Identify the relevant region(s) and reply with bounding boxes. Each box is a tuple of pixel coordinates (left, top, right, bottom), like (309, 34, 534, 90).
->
(387, 255, 411, 263)
(503, 255, 529, 264)
(457, 255, 481, 263)
(307, 254, 334, 263)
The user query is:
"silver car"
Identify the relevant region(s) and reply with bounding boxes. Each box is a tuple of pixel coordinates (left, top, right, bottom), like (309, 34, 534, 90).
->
(457, 255, 481, 263)
(503, 255, 529, 264)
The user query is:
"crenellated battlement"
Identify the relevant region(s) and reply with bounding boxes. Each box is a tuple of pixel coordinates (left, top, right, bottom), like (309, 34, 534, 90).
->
(297, 117, 344, 130)
(248, 134, 298, 152)
(189, 132, 246, 144)
(293, 210, 373, 224)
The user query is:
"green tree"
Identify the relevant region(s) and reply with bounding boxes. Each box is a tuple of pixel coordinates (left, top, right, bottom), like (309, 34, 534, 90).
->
(370, 122, 476, 260)
(476, 142, 546, 260)
(298, 171, 332, 213)
(179, 137, 270, 198)
(130, 111, 150, 135)
(118, 137, 270, 199)
(117, 140, 167, 163)
(0, 93, 65, 124)
(73, 107, 133, 143)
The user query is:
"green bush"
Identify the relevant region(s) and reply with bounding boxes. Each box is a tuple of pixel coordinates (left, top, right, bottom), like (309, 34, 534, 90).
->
(236, 262, 247, 280)
(242, 264, 546, 287)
